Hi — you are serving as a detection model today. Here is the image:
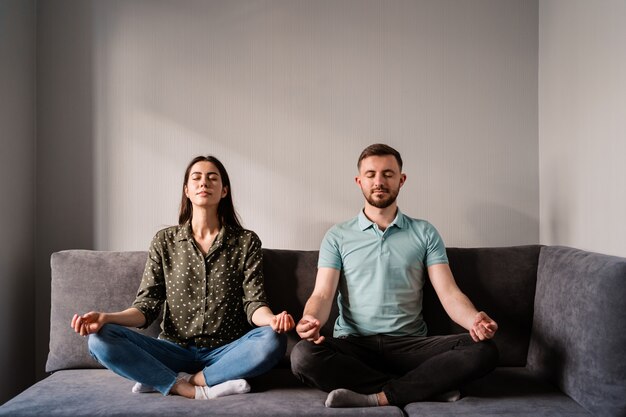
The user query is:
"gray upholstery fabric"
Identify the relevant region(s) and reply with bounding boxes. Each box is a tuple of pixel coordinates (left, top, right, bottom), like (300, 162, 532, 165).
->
(424, 245, 542, 366)
(10, 245, 617, 417)
(527, 246, 626, 417)
(47, 250, 161, 372)
(260, 249, 332, 363)
(0, 369, 404, 417)
(404, 367, 591, 417)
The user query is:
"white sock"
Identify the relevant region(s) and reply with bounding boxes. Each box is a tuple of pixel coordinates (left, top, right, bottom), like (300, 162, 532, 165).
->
(194, 379, 251, 400)
(132, 372, 192, 394)
(131, 382, 156, 394)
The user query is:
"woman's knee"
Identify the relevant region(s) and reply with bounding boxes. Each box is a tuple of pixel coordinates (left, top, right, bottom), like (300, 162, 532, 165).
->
(254, 326, 287, 360)
(87, 324, 125, 361)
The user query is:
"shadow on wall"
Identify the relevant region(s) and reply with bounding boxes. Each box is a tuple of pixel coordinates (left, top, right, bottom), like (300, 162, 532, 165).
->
(35, 0, 96, 382)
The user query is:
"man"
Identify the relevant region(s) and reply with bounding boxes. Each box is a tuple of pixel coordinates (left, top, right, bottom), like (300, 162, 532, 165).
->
(290, 143, 499, 408)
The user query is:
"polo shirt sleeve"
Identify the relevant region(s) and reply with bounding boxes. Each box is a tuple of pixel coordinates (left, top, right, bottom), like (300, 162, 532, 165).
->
(132, 233, 166, 329)
(318, 227, 343, 270)
(424, 222, 449, 267)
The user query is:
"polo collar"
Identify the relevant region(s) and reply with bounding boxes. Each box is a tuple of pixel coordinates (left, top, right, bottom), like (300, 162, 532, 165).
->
(357, 208, 406, 231)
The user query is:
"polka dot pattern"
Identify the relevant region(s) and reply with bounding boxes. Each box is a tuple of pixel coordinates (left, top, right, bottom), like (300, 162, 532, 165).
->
(132, 223, 268, 348)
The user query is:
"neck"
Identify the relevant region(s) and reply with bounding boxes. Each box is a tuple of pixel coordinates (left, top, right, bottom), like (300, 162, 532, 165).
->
(363, 204, 398, 231)
(190, 208, 221, 237)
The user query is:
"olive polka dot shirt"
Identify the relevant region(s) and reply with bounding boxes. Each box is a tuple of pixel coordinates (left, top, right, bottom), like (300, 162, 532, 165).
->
(132, 222, 269, 349)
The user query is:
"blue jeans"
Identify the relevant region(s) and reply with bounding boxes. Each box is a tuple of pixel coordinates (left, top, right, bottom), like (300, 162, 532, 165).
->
(88, 324, 286, 395)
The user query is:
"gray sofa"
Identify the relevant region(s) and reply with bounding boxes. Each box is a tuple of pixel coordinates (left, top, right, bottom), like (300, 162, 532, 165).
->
(1, 245, 625, 417)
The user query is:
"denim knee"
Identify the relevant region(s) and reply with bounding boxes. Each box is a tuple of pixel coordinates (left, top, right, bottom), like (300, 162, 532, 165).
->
(255, 326, 287, 364)
(87, 323, 122, 362)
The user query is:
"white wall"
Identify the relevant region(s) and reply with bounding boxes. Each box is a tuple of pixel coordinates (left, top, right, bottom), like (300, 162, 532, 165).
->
(539, 0, 626, 257)
(92, 0, 539, 252)
(0, 0, 36, 404)
(31, 0, 539, 385)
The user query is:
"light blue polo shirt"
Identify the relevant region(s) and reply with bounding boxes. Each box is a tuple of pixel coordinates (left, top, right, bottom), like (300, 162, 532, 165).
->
(318, 209, 448, 338)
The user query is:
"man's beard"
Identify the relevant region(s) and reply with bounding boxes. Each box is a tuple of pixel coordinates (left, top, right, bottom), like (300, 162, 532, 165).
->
(364, 187, 399, 209)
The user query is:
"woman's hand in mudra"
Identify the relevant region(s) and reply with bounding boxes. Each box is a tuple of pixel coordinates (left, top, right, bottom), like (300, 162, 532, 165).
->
(270, 311, 295, 333)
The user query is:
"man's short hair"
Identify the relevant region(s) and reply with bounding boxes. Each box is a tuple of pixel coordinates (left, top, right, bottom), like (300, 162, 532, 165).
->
(357, 143, 403, 170)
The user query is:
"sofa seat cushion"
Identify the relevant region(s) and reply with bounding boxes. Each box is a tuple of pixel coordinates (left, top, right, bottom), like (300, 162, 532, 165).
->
(0, 369, 404, 417)
(403, 367, 591, 417)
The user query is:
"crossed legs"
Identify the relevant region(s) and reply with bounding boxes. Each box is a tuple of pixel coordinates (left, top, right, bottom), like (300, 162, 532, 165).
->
(291, 333, 498, 407)
(88, 324, 286, 398)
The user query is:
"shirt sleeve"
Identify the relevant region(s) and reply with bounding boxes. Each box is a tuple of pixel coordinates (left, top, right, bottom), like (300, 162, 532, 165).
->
(424, 222, 449, 267)
(241, 232, 269, 326)
(317, 227, 343, 270)
(131, 234, 166, 329)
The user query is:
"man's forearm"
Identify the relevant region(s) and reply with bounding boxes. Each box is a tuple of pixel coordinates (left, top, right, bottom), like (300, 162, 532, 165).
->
(441, 291, 478, 331)
(303, 294, 332, 326)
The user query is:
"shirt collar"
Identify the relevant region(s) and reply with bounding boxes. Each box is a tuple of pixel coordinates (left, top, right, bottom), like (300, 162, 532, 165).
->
(176, 221, 227, 247)
(357, 208, 406, 231)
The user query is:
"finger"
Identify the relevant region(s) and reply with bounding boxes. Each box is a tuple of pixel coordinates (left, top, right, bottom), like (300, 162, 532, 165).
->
(299, 329, 316, 339)
(475, 326, 486, 341)
(469, 327, 479, 342)
(74, 316, 83, 334)
(297, 321, 314, 332)
(313, 335, 325, 344)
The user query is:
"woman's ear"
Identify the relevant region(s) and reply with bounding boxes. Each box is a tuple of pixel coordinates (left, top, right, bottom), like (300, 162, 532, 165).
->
(221, 186, 228, 198)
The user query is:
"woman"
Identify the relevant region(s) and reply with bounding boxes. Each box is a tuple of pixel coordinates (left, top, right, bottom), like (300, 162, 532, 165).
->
(71, 155, 295, 400)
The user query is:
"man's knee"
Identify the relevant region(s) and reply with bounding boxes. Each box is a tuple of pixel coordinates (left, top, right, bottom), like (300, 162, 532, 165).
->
(290, 340, 320, 377)
(474, 339, 499, 372)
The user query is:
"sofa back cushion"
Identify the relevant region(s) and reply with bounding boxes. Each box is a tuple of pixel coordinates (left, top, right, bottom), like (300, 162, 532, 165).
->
(46, 249, 326, 372)
(527, 246, 626, 417)
(46, 250, 160, 372)
(48, 246, 540, 372)
(423, 245, 542, 366)
(261, 249, 336, 360)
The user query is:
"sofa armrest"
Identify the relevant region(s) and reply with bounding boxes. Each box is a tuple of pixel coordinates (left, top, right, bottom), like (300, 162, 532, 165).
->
(527, 246, 626, 417)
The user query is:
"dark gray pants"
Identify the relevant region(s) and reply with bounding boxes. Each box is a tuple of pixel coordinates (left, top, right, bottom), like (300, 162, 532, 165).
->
(290, 333, 498, 406)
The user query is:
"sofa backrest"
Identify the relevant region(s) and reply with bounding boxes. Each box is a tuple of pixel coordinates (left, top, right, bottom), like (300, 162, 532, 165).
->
(527, 246, 626, 417)
(47, 250, 160, 372)
(47, 249, 326, 372)
(423, 245, 542, 366)
(47, 245, 541, 373)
